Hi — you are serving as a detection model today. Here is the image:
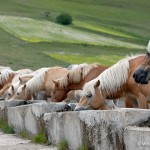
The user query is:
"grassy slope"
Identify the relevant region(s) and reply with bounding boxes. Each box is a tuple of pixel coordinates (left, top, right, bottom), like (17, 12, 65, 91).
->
(0, 0, 149, 70)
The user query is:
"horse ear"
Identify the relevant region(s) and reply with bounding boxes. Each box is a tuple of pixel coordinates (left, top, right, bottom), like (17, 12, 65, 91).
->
(19, 77, 22, 84)
(80, 67, 83, 77)
(22, 84, 26, 90)
(11, 85, 14, 91)
(52, 80, 59, 87)
(94, 80, 100, 88)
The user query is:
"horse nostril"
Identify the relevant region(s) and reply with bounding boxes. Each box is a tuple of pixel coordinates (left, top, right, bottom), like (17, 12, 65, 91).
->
(133, 73, 136, 78)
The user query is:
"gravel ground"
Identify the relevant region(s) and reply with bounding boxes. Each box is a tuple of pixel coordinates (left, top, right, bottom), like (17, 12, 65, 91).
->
(0, 131, 57, 150)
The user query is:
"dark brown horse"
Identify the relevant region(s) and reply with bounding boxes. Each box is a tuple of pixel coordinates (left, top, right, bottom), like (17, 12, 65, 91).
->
(133, 41, 150, 84)
(75, 55, 149, 111)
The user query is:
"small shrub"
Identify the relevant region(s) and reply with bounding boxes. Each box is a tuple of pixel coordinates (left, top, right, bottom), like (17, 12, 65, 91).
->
(3, 125, 14, 134)
(20, 131, 30, 139)
(57, 139, 68, 150)
(56, 13, 73, 25)
(0, 119, 14, 134)
(0, 119, 7, 129)
(31, 133, 47, 144)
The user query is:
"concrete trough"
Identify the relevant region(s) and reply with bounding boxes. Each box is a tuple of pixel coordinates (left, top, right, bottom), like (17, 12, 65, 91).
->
(44, 108, 150, 150)
(0, 99, 46, 121)
(124, 126, 150, 150)
(7, 102, 73, 135)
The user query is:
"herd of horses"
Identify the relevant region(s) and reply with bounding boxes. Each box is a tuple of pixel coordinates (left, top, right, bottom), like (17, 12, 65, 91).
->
(0, 41, 150, 111)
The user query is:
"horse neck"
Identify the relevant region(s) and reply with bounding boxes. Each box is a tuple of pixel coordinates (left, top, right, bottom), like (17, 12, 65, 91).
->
(68, 65, 108, 91)
(25, 89, 33, 100)
(128, 55, 145, 75)
(0, 82, 10, 96)
(26, 72, 46, 94)
(1, 73, 16, 87)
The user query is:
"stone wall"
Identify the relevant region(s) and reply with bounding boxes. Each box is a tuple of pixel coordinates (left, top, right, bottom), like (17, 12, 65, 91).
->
(0, 100, 150, 150)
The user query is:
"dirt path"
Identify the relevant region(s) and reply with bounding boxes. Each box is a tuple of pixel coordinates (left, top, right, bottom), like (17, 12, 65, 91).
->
(0, 131, 57, 150)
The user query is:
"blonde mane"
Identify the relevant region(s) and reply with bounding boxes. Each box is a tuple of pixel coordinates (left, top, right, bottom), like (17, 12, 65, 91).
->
(59, 64, 98, 88)
(83, 55, 142, 96)
(147, 40, 150, 53)
(25, 68, 49, 93)
(0, 68, 15, 85)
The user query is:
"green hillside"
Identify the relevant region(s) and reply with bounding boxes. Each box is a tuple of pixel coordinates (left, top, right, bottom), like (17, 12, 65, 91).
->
(0, 0, 149, 70)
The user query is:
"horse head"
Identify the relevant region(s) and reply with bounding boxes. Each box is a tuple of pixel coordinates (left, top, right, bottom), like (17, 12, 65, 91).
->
(51, 79, 68, 102)
(6, 85, 15, 100)
(133, 41, 150, 84)
(75, 80, 104, 111)
(10, 84, 29, 100)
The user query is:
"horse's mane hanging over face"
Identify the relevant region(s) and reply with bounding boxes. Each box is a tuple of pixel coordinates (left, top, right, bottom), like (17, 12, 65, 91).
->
(83, 78, 98, 97)
(59, 64, 98, 89)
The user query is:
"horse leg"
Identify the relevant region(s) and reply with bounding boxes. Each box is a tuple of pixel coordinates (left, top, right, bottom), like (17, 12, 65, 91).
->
(137, 93, 148, 109)
(125, 95, 133, 108)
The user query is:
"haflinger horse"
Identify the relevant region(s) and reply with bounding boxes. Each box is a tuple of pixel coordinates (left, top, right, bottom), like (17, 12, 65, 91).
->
(0, 68, 15, 90)
(133, 41, 150, 84)
(5, 75, 33, 100)
(67, 63, 88, 70)
(0, 69, 33, 99)
(52, 64, 109, 102)
(74, 54, 150, 111)
(5, 68, 49, 100)
(10, 67, 69, 101)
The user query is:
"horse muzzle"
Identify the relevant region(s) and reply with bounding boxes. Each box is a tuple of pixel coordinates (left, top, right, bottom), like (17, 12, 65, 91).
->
(133, 69, 148, 84)
(74, 105, 90, 111)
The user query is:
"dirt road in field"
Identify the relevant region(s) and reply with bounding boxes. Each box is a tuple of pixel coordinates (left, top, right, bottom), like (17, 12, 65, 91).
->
(0, 131, 57, 150)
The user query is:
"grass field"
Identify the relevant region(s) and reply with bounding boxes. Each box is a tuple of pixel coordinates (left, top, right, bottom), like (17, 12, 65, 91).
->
(0, 0, 149, 70)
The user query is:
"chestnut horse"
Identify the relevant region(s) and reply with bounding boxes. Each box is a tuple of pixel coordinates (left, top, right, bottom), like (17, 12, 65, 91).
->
(75, 55, 150, 111)
(133, 41, 150, 84)
(10, 67, 69, 101)
(52, 64, 108, 102)
(0, 69, 33, 99)
(0, 68, 15, 90)
(6, 68, 48, 100)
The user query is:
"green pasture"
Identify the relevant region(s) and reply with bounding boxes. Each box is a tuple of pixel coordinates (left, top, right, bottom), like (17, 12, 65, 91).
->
(0, 0, 149, 70)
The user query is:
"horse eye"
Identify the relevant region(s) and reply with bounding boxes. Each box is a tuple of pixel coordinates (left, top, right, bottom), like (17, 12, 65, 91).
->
(53, 91, 55, 94)
(17, 93, 19, 96)
(86, 93, 92, 98)
(8, 93, 11, 96)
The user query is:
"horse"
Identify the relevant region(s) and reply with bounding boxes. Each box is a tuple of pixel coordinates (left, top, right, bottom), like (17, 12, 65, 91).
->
(0, 69, 33, 99)
(74, 54, 150, 111)
(67, 63, 88, 70)
(0, 68, 16, 90)
(5, 68, 48, 100)
(133, 41, 150, 84)
(10, 67, 69, 101)
(52, 64, 109, 102)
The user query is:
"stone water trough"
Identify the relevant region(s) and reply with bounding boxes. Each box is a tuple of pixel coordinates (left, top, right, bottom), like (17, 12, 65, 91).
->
(0, 99, 150, 150)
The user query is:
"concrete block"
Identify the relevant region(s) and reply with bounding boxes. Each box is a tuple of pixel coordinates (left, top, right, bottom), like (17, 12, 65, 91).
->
(0, 100, 46, 121)
(7, 102, 72, 135)
(44, 108, 150, 150)
(124, 126, 150, 150)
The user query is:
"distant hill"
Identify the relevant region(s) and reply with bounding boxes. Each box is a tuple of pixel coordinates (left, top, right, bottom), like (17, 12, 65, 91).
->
(0, 0, 149, 70)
